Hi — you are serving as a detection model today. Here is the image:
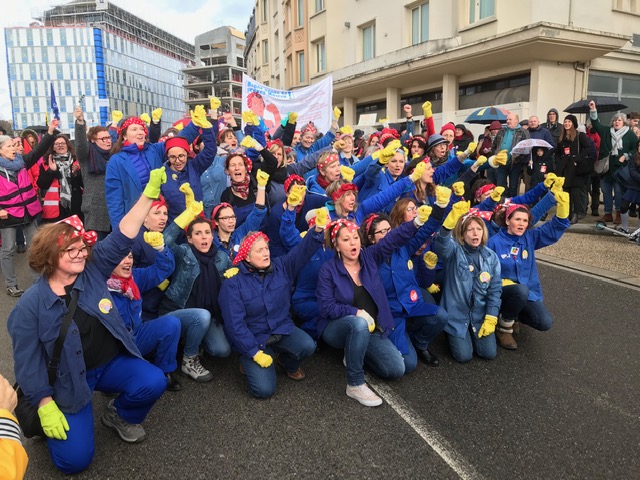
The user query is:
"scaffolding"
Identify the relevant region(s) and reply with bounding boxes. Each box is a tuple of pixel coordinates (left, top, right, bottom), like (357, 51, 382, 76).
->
(35, 0, 195, 64)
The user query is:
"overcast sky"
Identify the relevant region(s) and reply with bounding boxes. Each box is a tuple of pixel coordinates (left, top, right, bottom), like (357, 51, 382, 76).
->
(0, 0, 254, 122)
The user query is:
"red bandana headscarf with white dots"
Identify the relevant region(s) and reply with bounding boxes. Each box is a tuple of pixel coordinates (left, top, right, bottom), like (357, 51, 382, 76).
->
(232, 232, 269, 265)
(56, 215, 97, 246)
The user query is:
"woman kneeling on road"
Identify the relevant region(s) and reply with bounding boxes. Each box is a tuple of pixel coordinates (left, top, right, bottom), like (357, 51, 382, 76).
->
(219, 209, 329, 399)
(7, 168, 169, 475)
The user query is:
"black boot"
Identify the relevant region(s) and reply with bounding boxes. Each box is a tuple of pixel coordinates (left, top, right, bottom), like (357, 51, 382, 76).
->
(166, 373, 182, 392)
(417, 348, 440, 367)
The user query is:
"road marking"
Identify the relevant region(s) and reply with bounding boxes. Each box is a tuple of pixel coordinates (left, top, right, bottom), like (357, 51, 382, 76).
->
(366, 375, 484, 480)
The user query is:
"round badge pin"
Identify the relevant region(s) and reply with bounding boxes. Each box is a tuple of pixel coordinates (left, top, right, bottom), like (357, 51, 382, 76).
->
(479, 271, 491, 283)
(99, 298, 112, 314)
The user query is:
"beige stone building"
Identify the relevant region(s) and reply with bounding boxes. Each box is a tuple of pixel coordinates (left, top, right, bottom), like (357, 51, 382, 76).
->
(245, 0, 640, 134)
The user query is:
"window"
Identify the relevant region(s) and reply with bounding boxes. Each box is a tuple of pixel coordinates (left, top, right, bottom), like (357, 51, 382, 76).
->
(469, 0, 494, 24)
(315, 39, 326, 72)
(315, 0, 324, 13)
(263, 40, 269, 64)
(261, 0, 268, 22)
(297, 0, 304, 27)
(411, 3, 429, 45)
(297, 51, 305, 83)
(362, 24, 376, 61)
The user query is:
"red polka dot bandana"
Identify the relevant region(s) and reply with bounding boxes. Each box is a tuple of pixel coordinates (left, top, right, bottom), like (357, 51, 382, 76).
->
(56, 215, 97, 246)
(328, 219, 358, 243)
(330, 183, 358, 202)
(284, 174, 305, 194)
(117, 117, 148, 137)
(505, 203, 529, 219)
(464, 208, 493, 222)
(474, 183, 496, 201)
(301, 122, 318, 137)
(317, 153, 339, 173)
(232, 231, 270, 265)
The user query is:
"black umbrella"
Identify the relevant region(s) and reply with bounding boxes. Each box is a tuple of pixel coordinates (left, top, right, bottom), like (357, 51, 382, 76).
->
(564, 97, 628, 114)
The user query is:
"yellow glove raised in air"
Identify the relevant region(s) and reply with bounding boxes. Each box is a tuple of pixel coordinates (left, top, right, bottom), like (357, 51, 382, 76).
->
(410, 161, 427, 182)
(415, 205, 432, 226)
(139, 113, 151, 126)
(38, 401, 70, 441)
(423, 251, 438, 270)
(550, 176, 565, 195)
(175, 200, 203, 230)
(315, 207, 330, 229)
(256, 169, 270, 188)
(223, 267, 239, 279)
(452, 181, 465, 197)
(111, 110, 123, 125)
(333, 139, 346, 151)
(209, 96, 221, 111)
(435, 185, 452, 208)
(379, 139, 401, 165)
(242, 110, 260, 126)
(240, 136, 258, 150)
(543, 172, 558, 189)
(465, 142, 478, 155)
(151, 108, 163, 123)
(477, 315, 498, 338)
(143, 231, 164, 251)
(422, 101, 433, 119)
(490, 186, 505, 202)
(488, 150, 508, 168)
(443, 200, 470, 230)
(174, 122, 184, 132)
(357, 309, 376, 333)
(287, 185, 306, 207)
(340, 166, 355, 183)
(190, 105, 212, 129)
(253, 350, 273, 368)
(288, 112, 298, 124)
(554, 191, 570, 219)
(502, 278, 517, 286)
(143, 167, 167, 200)
(333, 106, 342, 121)
(427, 283, 440, 294)
(340, 125, 354, 136)
(179, 183, 195, 209)
(474, 155, 488, 168)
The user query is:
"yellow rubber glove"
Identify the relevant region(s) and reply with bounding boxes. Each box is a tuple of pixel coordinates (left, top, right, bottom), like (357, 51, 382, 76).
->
(465, 142, 478, 155)
(477, 315, 498, 338)
(157, 279, 170, 291)
(240, 136, 258, 149)
(452, 181, 465, 197)
(143, 167, 167, 199)
(315, 207, 330, 229)
(502, 278, 517, 286)
(151, 108, 163, 123)
(422, 101, 432, 118)
(340, 166, 355, 183)
(357, 309, 376, 333)
(209, 96, 221, 111)
(190, 105, 212, 129)
(287, 185, 306, 207)
(543, 172, 558, 189)
(253, 350, 273, 368)
(288, 112, 298, 124)
(423, 251, 438, 270)
(223, 267, 239, 279)
(38, 401, 69, 440)
(175, 200, 204, 229)
(143, 231, 164, 251)
(371, 148, 382, 160)
(474, 155, 488, 168)
(443, 200, 470, 230)
(489, 150, 508, 168)
(427, 283, 440, 294)
(379, 139, 401, 165)
(179, 183, 195, 209)
(333, 139, 346, 151)
(555, 191, 570, 219)
(415, 205, 432, 226)
(299, 231, 307, 238)
(435, 186, 452, 208)
(410, 161, 427, 182)
(111, 110, 123, 125)
(340, 125, 354, 136)
(174, 122, 184, 132)
(256, 169, 270, 188)
(139, 113, 151, 126)
(550, 176, 565, 195)
(490, 186, 505, 202)
(333, 107, 342, 121)
(242, 110, 260, 126)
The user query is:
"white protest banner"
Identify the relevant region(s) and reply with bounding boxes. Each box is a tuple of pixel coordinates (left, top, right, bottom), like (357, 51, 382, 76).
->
(242, 74, 333, 136)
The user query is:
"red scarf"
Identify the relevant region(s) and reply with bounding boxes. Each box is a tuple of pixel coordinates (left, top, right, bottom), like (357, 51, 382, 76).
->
(107, 274, 141, 301)
(316, 174, 331, 190)
(231, 177, 251, 200)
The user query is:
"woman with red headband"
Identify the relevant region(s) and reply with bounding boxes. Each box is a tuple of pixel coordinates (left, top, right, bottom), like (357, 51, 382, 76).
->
(7, 168, 169, 474)
(106, 107, 205, 229)
(315, 208, 431, 407)
(219, 209, 329, 398)
(487, 186, 571, 350)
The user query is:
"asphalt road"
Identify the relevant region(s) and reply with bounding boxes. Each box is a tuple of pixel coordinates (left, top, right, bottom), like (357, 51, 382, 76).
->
(1, 253, 639, 479)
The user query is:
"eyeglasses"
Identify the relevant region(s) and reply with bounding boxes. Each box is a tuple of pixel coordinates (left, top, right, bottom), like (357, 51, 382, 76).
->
(63, 246, 89, 259)
(54, 142, 67, 147)
(168, 154, 188, 162)
(218, 215, 236, 221)
(96, 136, 112, 142)
(374, 227, 391, 236)
(406, 206, 417, 212)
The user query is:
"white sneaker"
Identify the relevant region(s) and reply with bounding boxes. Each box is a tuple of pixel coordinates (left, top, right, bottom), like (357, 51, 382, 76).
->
(181, 355, 213, 382)
(346, 383, 383, 407)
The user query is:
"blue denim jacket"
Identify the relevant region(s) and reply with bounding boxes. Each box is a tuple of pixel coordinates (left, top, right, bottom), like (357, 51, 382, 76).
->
(163, 222, 231, 309)
(8, 229, 142, 413)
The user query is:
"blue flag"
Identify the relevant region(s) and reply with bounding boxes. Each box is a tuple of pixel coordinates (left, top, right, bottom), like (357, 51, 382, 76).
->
(50, 83, 60, 121)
